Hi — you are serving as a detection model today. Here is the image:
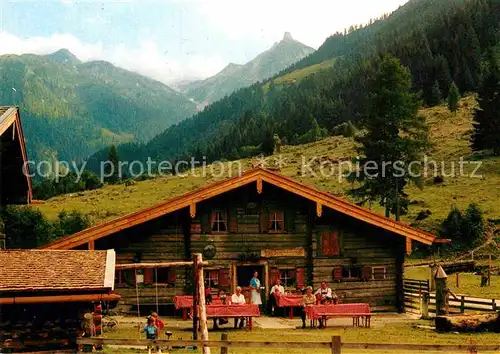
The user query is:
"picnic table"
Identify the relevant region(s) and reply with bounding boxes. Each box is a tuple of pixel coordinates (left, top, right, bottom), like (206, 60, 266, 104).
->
(306, 303, 371, 328)
(173, 295, 222, 320)
(275, 294, 303, 319)
(206, 304, 260, 330)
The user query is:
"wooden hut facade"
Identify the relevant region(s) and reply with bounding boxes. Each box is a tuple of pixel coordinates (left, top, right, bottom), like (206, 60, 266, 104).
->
(42, 168, 442, 312)
(0, 106, 32, 205)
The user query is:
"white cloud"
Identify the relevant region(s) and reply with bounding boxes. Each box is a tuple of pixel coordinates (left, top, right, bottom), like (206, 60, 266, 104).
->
(193, 0, 409, 48)
(0, 31, 103, 61)
(0, 31, 226, 84)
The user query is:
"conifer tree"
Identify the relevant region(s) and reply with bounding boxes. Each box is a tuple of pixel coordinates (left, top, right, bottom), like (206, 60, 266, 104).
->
(347, 55, 430, 220)
(447, 82, 460, 114)
(105, 145, 120, 183)
(471, 50, 500, 155)
(429, 80, 442, 106)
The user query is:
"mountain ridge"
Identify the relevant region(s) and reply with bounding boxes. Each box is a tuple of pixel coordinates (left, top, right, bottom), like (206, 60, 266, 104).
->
(179, 32, 315, 106)
(0, 50, 197, 162)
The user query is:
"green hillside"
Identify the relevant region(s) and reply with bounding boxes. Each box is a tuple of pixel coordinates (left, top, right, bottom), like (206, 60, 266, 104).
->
(0, 49, 197, 162)
(100, 0, 500, 170)
(36, 97, 500, 233)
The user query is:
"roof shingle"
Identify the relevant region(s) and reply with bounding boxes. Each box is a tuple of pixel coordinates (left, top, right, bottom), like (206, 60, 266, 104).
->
(0, 250, 110, 292)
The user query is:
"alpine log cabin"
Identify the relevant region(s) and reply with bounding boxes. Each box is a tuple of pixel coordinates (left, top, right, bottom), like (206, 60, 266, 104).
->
(42, 168, 443, 312)
(0, 107, 32, 206)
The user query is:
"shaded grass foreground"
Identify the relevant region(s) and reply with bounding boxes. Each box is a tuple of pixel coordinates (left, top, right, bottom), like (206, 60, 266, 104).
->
(101, 319, 500, 354)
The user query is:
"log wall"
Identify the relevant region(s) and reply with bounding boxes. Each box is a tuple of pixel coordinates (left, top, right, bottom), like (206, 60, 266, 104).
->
(102, 183, 401, 312)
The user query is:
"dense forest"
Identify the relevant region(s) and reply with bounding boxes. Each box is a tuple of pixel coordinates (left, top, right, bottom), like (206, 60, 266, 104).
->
(0, 50, 197, 162)
(89, 0, 500, 171)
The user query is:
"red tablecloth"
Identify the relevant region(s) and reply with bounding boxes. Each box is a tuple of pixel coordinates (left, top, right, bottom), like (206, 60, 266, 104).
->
(306, 303, 370, 319)
(205, 304, 260, 318)
(174, 295, 222, 309)
(276, 295, 304, 307)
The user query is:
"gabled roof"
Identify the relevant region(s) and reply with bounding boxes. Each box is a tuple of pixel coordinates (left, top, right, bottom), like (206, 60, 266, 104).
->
(0, 106, 32, 203)
(41, 168, 437, 250)
(0, 249, 115, 293)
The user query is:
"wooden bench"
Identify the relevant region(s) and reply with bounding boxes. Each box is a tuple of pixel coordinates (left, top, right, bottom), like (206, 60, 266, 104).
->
(306, 303, 371, 328)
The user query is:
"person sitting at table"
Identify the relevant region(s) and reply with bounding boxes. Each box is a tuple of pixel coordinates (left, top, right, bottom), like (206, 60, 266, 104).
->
(268, 279, 285, 316)
(301, 286, 317, 329)
(217, 289, 229, 326)
(231, 286, 246, 329)
(315, 281, 338, 304)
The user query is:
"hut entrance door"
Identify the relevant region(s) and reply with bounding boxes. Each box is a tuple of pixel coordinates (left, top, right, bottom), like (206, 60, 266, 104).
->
(236, 265, 264, 303)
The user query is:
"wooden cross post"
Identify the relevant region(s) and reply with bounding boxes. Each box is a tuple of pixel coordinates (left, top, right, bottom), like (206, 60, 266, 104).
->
(192, 255, 199, 341)
(194, 253, 211, 354)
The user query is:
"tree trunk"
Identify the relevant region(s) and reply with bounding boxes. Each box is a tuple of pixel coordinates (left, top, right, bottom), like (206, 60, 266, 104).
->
(435, 313, 500, 332)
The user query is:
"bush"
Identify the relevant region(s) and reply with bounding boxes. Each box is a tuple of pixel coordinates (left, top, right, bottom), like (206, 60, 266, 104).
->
(1, 207, 90, 249)
(332, 121, 357, 138)
(440, 203, 485, 251)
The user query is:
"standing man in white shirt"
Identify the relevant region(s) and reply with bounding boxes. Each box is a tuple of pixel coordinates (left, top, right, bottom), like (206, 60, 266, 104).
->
(231, 286, 246, 329)
(268, 279, 285, 316)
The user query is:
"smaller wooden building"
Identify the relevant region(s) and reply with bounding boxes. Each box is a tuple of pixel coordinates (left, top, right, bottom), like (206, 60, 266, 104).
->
(0, 249, 118, 352)
(0, 106, 32, 205)
(42, 168, 443, 313)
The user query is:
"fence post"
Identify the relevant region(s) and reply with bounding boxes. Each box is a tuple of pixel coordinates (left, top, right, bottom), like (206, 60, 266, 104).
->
(332, 336, 341, 354)
(426, 280, 430, 292)
(460, 296, 465, 314)
(492, 299, 497, 312)
(421, 292, 429, 319)
(221, 333, 228, 354)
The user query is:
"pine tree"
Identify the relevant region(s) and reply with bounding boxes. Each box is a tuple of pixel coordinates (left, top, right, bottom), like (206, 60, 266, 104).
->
(471, 50, 500, 155)
(428, 80, 442, 106)
(105, 145, 120, 183)
(347, 55, 430, 220)
(447, 82, 460, 114)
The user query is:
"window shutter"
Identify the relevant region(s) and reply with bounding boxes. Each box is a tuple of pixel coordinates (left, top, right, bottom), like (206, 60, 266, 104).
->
(321, 231, 341, 256)
(218, 268, 230, 287)
(296, 268, 305, 289)
(144, 269, 154, 284)
(333, 267, 342, 281)
(363, 266, 372, 281)
(201, 213, 211, 234)
(270, 268, 280, 285)
(260, 208, 269, 233)
(168, 269, 177, 284)
(284, 210, 293, 232)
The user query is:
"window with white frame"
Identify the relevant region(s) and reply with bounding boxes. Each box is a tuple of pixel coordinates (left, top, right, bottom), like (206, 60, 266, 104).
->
(204, 269, 219, 288)
(372, 266, 386, 280)
(279, 269, 296, 288)
(269, 211, 284, 232)
(211, 210, 227, 232)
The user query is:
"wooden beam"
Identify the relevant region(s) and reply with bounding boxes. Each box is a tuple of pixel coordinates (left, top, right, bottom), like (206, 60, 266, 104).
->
(256, 177, 263, 194)
(190, 203, 196, 218)
(316, 202, 322, 217)
(88, 240, 95, 250)
(406, 237, 412, 255)
(115, 261, 207, 270)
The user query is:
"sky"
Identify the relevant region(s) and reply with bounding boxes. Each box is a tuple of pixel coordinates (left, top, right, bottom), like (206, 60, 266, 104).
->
(0, 0, 409, 85)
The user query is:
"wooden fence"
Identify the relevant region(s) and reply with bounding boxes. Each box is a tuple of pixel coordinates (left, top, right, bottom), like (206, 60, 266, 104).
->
(404, 278, 498, 314)
(77, 336, 500, 353)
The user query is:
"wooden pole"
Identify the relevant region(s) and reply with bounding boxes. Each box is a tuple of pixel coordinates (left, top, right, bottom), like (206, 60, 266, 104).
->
(192, 255, 199, 341)
(221, 333, 228, 354)
(331, 336, 341, 354)
(456, 272, 459, 288)
(195, 253, 211, 354)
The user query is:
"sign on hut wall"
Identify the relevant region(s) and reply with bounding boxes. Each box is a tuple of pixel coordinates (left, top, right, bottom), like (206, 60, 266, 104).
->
(261, 248, 305, 258)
